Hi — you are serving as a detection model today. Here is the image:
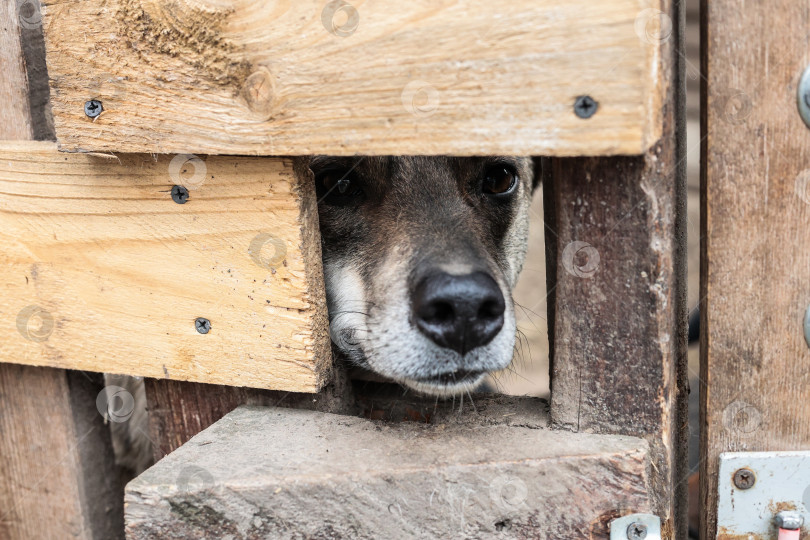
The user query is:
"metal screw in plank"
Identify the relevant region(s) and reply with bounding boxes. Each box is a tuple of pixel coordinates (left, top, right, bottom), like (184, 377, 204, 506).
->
(171, 185, 189, 204)
(195, 318, 211, 334)
(84, 100, 103, 118)
(733, 467, 756, 490)
(798, 65, 810, 128)
(574, 95, 598, 119)
(626, 522, 648, 539)
(610, 513, 661, 540)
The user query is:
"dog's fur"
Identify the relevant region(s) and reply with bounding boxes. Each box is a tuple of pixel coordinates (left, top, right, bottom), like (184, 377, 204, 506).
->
(115, 156, 538, 474)
(297, 156, 539, 396)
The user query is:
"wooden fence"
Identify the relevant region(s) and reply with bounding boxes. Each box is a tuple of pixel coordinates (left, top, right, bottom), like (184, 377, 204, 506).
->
(4, 0, 807, 538)
(3, 0, 684, 538)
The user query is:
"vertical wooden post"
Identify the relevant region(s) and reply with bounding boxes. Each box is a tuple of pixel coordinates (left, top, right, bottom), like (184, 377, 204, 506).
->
(544, 0, 687, 536)
(0, 1, 123, 538)
(700, 1, 810, 537)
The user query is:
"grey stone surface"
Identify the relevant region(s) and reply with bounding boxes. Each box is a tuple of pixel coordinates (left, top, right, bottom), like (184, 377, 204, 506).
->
(126, 406, 651, 539)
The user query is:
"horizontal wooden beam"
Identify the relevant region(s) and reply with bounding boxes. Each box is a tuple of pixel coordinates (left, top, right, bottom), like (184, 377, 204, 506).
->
(41, 0, 663, 156)
(0, 142, 329, 392)
(126, 405, 652, 538)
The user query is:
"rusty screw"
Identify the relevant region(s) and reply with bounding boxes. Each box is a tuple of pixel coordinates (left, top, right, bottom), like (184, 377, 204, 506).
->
(195, 317, 211, 334)
(574, 95, 598, 119)
(733, 468, 756, 490)
(626, 522, 648, 540)
(84, 100, 103, 118)
(171, 185, 189, 204)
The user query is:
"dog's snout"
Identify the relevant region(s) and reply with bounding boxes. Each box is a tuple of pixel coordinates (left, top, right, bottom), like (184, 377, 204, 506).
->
(411, 271, 505, 356)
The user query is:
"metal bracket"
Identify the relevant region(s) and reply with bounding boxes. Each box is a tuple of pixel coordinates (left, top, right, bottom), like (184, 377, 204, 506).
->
(610, 513, 662, 540)
(717, 451, 810, 538)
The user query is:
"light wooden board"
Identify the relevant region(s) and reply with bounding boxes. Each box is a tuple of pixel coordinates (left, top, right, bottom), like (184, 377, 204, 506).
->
(545, 0, 687, 536)
(0, 142, 329, 392)
(701, 1, 810, 538)
(40, 0, 663, 156)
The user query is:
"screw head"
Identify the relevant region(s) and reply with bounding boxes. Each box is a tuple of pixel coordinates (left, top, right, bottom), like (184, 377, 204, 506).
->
(171, 185, 189, 204)
(733, 467, 756, 490)
(574, 95, 598, 119)
(84, 100, 103, 118)
(626, 522, 648, 540)
(195, 317, 211, 334)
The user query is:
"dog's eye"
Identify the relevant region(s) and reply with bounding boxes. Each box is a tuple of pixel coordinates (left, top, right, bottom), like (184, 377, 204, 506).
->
(482, 165, 517, 195)
(314, 169, 364, 205)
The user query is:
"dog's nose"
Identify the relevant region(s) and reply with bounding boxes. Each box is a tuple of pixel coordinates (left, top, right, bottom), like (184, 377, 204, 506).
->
(411, 271, 505, 356)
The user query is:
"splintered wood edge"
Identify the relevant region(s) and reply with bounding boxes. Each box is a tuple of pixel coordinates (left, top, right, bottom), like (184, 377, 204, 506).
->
(293, 158, 331, 387)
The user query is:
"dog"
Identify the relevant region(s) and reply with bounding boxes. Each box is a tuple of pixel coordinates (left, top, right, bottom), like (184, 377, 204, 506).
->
(114, 156, 540, 475)
(297, 156, 540, 396)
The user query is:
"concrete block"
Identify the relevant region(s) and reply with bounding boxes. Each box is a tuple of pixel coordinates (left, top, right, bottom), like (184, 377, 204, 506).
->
(126, 406, 651, 539)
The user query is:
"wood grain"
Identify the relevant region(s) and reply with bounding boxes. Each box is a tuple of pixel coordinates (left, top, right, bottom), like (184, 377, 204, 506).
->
(700, 1, 810, 537)
(127, 404, 652, 540)
(0, 143, 329, 392)
(544, 0, 687, 536)
(40, 0, 663, 156)
(0, 4, 123, 538)
(0, 0, 34, 139)
(0, 367, 125, 540)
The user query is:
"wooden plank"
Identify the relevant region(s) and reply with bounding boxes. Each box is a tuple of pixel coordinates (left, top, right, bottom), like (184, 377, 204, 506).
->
(0, 0, 34, 139)
(0, 368, 124, 539)
(0, 143, 329, 392)
(127, 405, 652, 539)
(544, 0, 687, 536)
(40, 0, 663, 156)
(0, 3, 123, 538)
(700, 1, 810, 538)
(16, 0, 55, 140)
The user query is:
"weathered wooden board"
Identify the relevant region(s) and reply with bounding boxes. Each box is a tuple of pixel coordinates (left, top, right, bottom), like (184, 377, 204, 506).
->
(0, 1, 34, 140)
(40, 0, 663, 156)
(0, 143, 329, 392)
(701, 1, 810, 538)
(0, 368, 125, 540)
(0, 4, 123, 538)
(544, 0, 687, 536)
(127, 405, 652, 539)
